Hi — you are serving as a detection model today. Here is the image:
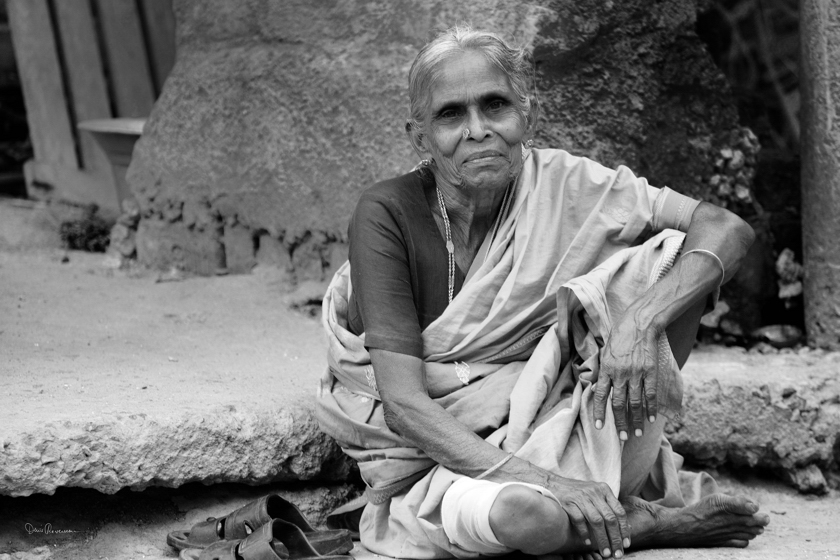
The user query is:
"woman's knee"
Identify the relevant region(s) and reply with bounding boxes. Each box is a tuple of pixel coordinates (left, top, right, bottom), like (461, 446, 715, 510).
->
(488, 484, 563, 554)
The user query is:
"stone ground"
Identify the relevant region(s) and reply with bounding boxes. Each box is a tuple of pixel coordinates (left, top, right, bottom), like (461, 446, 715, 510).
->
(1, 205, 839, 559)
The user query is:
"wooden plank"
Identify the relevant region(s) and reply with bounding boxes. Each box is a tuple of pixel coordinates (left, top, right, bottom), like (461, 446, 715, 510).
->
(6, 0, 78, 168)
(24, 160, 120, 217)
(94, 0, 156, 117)
(138, 0, 176, 94)
(53, 0, 113, 172)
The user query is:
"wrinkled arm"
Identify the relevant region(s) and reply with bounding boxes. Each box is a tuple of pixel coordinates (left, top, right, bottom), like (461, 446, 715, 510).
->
(594, 202, 756, 437)
(371, 348, 630, 555)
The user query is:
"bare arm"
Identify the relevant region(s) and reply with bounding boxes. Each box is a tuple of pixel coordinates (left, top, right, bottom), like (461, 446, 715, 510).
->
(371, 348, 630, 556)
(594, 202, 756, 437)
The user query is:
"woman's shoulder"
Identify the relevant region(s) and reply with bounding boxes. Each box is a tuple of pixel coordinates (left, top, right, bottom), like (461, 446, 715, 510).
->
(360, 170, 430, 204)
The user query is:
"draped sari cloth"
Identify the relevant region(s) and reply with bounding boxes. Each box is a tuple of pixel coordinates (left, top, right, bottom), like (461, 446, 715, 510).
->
(316, 149, 716, 559)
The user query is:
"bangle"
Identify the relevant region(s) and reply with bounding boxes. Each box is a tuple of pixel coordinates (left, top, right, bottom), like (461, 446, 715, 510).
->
(681, 248, 725, 289)
(475, 452, 515, 480)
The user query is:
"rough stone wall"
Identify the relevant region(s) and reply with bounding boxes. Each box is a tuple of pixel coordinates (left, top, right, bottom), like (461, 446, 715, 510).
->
(128, 0, 748, 290)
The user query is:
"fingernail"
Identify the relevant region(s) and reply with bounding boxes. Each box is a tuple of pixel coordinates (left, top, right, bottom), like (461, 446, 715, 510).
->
(747, 501, 759, 513)
(595, 420, 603, 430)
(585, 539, 591, 546)
(603, 548, 612, 557)
(635, 428, 642, 437)
(623, 538, 631, 547)
(615, 550, 623, 558)
(619, 431, 628, 441)
(758, 527, 764, 534)
(649, 415, 656, 423)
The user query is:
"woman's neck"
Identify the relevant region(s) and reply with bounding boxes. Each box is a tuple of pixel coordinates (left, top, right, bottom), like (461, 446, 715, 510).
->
(434, 178, 509, 238)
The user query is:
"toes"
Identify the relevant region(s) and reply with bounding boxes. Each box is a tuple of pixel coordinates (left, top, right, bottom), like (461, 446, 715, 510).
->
(723, 539, 750, 548)
(728, 531, 760, 541)
(708, 494, 759, 515)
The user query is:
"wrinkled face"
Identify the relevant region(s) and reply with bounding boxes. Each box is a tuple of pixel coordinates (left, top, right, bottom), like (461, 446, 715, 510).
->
(419, 50, 528, 191)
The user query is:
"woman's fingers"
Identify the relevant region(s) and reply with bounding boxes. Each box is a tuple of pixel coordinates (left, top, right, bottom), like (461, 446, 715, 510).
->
(603, 489, 631, 550)
(610, 381, 629, 441)
(628, 379, 645, 436)
(593, 486, 629, 557)
(580, 493, 625, 558)
(643, 362, 658, 424)
(565, 503, 593, 550)
(593, 374, 612, 430)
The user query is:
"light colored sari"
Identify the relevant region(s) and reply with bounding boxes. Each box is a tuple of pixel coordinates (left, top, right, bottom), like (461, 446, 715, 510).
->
(316, 148, 714, 558)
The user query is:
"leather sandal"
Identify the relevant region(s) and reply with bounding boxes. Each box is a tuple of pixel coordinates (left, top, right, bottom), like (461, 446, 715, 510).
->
(168, 495, 352, 555)
(179, 519, 354, 560)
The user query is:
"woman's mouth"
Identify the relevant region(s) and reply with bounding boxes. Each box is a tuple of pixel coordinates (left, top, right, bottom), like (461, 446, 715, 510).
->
(464, 151, 505, 164)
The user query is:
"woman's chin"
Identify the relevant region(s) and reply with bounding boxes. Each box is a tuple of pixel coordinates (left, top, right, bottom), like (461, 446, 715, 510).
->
(459, 165, 515, 191)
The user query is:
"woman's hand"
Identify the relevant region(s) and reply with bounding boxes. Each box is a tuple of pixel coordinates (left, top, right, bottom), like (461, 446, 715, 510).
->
(547, 476, 630, 557)
(593, 307, 662, 440)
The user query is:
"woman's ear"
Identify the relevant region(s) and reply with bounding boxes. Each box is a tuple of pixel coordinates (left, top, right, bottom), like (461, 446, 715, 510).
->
(524, 98, 540, 139)
(406, 121, 429, 159)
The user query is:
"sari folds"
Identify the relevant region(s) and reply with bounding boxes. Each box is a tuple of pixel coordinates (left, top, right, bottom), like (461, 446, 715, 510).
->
(316, 149, 709, 558)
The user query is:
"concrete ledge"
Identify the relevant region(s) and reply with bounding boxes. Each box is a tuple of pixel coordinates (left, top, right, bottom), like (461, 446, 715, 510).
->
(0, 405, 352, 497)
(2, 249, 838, 497)
(671, 347, 840, 493)
(0, 250, 353, 497)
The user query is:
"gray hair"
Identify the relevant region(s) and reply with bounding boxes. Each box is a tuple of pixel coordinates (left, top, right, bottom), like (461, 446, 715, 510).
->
(406, 25, 535, 134)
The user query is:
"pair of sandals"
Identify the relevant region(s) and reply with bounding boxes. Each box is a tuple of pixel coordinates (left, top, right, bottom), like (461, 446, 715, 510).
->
(167, 495, 356, 560)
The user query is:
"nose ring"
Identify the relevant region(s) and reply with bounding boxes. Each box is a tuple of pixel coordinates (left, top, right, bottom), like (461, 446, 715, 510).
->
(462, 128, 470, 139)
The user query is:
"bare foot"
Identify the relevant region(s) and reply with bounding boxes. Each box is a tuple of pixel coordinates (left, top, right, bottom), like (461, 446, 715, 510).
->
(622, 493, 770, 549)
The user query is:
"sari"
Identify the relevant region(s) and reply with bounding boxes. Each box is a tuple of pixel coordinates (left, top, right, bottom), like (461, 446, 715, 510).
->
(316, 148, 715, 558)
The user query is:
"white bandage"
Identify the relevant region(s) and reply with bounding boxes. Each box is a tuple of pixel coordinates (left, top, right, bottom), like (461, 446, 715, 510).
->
(441, 478, 559, 556)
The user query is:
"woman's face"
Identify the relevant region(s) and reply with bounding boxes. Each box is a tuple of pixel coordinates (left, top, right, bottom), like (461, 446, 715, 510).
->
(420, 50, 528, 192)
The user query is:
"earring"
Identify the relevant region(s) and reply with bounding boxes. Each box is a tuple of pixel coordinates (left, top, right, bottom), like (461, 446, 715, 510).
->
(412, 158, 433, 172)
(525, 139, 534, 148)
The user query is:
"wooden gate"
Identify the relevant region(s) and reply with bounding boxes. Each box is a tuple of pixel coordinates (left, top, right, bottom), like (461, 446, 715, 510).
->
(7, 0, 175, 216)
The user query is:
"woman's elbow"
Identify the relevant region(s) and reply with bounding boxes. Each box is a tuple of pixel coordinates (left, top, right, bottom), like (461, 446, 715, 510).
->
(698, 202, 755, 252)
(380, 392, 420, 437)
(727, 211, 756, 253)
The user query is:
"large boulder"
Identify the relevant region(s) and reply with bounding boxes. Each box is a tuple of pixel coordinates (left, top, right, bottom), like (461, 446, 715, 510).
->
(128, 0, 745, 284)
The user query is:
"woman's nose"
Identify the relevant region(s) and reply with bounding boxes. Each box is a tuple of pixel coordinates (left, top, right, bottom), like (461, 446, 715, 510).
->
(464, 109, 491, 139)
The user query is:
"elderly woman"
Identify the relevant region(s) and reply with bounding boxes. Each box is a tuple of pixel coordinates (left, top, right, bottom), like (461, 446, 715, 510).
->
(317, 26, 769, 560)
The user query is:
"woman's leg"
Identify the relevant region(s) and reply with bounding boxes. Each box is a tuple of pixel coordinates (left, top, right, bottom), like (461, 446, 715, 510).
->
(486, 482, 769, 556)
(618, 296, 706, 497)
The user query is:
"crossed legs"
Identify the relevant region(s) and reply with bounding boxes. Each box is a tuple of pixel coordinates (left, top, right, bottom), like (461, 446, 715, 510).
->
(479, 298, 769, 557)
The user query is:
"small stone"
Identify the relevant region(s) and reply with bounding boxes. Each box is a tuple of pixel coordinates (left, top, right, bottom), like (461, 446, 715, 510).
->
(728, 150, 745, 170)
(700, 299, 730, 328)
(791, 464, 828, 494)
(720, 147, 733, 159)
(719, 318, 743, 337)
(734, 184, 751, 201)
(753, 341, 777, 354)
(778, 281, 802, 299)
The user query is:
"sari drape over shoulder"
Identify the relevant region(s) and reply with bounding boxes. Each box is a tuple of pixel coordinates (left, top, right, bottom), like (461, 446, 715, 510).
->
(316, 149, 711, 559)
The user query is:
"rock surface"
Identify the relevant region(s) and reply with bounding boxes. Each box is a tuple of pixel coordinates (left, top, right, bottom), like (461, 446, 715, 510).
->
(670, 346, 840, 494)
(0, 406, 351, 497)
(128, 0, 743, 286)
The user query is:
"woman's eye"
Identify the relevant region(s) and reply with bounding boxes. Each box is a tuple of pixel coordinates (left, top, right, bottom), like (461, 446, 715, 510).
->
(487, 99, 507, 111)
(439, 109, 460, 120)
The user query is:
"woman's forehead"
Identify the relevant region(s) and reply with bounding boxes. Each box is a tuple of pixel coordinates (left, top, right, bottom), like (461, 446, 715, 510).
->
(428, 51, 514, 108)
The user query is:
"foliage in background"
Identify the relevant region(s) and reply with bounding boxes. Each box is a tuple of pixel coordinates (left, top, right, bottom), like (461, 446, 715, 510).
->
(698, 0, 799, 153)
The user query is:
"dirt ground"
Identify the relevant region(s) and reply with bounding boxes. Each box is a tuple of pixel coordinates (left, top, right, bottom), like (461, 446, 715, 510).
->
(1, 247, 839, 560)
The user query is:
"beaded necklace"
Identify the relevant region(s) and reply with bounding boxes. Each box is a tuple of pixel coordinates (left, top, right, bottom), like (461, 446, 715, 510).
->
(435, 182, 514, 303)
